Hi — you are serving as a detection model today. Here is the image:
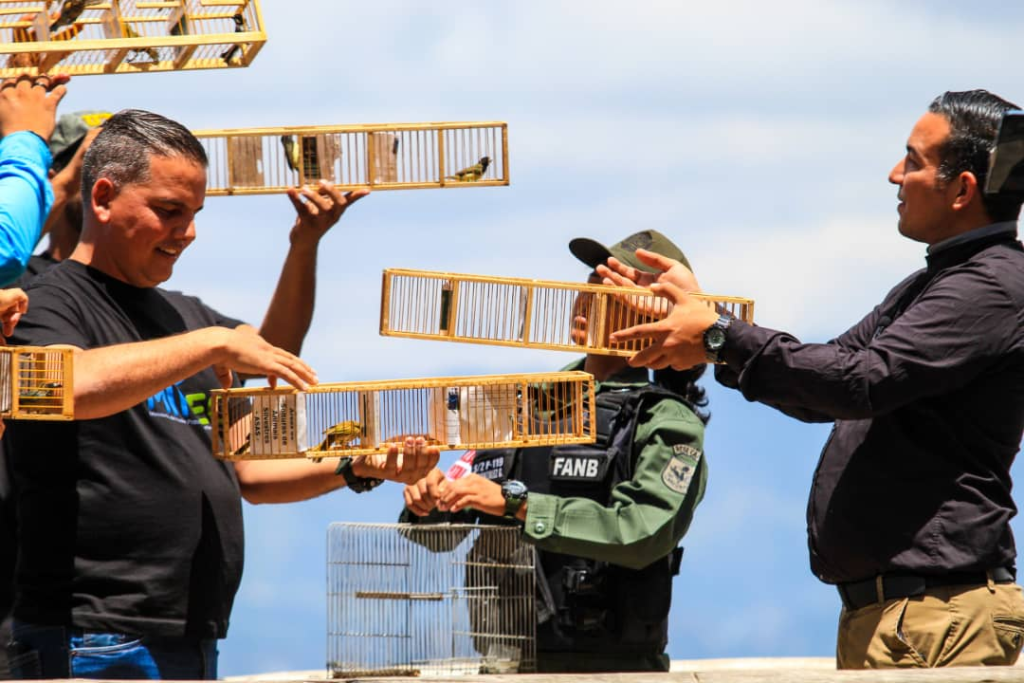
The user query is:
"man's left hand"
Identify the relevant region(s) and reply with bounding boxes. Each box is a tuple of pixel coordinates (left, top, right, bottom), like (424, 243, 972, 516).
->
(352, 437, 440, 485)
(287, 181, 369, 248)
(610, 281, 719, 370)
(438, 473, 505, 515)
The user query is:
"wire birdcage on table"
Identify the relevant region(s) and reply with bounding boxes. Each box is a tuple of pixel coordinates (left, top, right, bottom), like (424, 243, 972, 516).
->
(0, 346, 73, 420)
(193, 121, 509, 196)
(328, 523, 536, 678)
(0, 0, 265, 77)
(210, 371, 595, 461)
(380, 268, 755, 359)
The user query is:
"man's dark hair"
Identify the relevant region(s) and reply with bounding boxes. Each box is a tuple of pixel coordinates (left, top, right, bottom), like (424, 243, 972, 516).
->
(654, 365, 710, 424)
(81, 109, 207, 200)
(929, 90, 1022, 222)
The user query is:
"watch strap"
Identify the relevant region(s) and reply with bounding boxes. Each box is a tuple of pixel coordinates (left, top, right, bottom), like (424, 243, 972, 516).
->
(335, 457, 383, 493)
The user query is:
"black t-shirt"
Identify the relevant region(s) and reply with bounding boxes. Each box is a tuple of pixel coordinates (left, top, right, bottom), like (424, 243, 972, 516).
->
(6, 260, 246, 638)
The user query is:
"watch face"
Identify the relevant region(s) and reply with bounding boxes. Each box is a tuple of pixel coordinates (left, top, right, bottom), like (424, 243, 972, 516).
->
(705, 327, 726, 349)
(502, 480, 528, 501)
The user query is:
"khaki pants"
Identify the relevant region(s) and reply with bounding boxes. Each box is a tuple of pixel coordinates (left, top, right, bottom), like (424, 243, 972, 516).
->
(837, 581, 1024, 668)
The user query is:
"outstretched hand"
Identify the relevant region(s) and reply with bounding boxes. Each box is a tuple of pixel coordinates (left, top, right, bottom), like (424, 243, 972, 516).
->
(287, 181, 369, 248)
(0, 73, 70, 140)
(354, 437, 440, 486)
(597, 248, 701, 293)
(214, 326, 318, 390)
(609, 281, 719, 370)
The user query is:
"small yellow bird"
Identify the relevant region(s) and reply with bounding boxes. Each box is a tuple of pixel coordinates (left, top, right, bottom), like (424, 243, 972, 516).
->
(120, 20, 158, 62)
(50, 0, 103, 33)
(280, 135, 300, 173)
(313, 420, 363, 452)
(446, 156, 491, 182)
(280, 135, 320, 179)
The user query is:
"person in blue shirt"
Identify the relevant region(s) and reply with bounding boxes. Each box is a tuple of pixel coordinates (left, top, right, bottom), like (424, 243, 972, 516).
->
(0, 73, 69, 285)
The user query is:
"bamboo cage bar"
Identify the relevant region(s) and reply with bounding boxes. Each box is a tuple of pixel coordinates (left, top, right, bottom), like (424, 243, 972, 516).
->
(210, 371, 595, 461)
(327, 523, 537, 677)
(379, 268, 755, 358)
(192, 121, 509, 195)
(0, 346, 74, 420)
(0, 0, 265, 77)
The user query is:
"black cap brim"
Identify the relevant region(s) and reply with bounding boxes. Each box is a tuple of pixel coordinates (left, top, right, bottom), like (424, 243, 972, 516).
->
(568, 238, 612, 270)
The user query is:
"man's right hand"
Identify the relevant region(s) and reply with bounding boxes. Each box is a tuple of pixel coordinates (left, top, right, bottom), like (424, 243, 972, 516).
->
(403, 467, 447, 516)
(212, 326, 317, 390)
(0, 74, 70, 140)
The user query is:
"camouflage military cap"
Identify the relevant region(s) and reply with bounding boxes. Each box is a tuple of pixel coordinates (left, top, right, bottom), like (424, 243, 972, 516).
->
(49, 110, 112, 169)
(569, 229, 692, 274)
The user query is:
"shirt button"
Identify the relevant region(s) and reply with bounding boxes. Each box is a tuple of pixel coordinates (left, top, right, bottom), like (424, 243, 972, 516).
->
(534, 522, 546, 533)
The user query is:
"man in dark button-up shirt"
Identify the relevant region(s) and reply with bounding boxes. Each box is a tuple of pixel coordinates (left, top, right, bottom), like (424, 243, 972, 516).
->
(603, 90, 1024, 669)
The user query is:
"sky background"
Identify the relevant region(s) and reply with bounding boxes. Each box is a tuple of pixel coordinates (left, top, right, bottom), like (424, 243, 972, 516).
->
(39, 0, 1024, 674)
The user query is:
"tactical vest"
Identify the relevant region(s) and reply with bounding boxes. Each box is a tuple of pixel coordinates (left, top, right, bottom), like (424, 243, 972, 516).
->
(470, 385, 687, 656)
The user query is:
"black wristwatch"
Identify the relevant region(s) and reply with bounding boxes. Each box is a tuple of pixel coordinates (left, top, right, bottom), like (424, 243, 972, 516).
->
(335, 457, 384, 493)
(501, 479, 529, 518)
(702, 314, 733, 364)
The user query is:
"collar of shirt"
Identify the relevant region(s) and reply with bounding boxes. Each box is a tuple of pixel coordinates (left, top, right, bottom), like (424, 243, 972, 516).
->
(927, 221, 1019, 257)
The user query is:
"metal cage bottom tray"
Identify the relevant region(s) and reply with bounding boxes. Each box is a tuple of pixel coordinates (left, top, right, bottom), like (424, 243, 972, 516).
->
(328, 523, 537, 677)
(210, 371, 595, 461)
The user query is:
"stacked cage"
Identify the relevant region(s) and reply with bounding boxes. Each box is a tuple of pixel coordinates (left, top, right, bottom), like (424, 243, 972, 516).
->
(328, 523, 536, 677)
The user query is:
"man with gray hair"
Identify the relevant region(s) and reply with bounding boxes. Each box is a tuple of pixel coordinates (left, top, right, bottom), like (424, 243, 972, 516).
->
(3, 109, 438, 680)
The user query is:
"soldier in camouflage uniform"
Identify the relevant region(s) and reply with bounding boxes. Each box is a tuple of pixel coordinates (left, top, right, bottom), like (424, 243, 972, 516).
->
(402, 231, 709, 672)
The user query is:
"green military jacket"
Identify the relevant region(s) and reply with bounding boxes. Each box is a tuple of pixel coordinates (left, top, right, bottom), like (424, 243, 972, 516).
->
(520, 359, 708, 570)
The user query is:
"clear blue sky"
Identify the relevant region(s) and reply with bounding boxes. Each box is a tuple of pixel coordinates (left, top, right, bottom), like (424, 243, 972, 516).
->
(46, 0, 1024, 674)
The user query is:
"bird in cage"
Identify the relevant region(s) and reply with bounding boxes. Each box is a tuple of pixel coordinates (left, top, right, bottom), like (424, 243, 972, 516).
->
(280, 135, 301, 173)
(446, 156, 491, 182)
(50, 0, 102, 33)
(219, 11, 246, 64)
(120, 21, 159, 62)
(312, 420, 364, 452)
(19, 381, 62, 408)
(170, 14, 188, 36)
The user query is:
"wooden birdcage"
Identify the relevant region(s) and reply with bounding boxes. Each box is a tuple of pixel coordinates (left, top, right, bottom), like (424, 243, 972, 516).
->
(0, 346, 73, 420)
(210, 371, 594, 461)
(193, 121, 509, 195)
(328, 523, 537, 678)
(0, 0, 265, 77)
(379, 268, 755, 358)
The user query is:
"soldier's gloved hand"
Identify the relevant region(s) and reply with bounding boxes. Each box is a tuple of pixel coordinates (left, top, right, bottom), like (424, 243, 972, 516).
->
(403, 467, 446, 516)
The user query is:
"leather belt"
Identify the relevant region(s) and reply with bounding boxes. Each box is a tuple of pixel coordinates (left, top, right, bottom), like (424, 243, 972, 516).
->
(837, 568, 1016, 611)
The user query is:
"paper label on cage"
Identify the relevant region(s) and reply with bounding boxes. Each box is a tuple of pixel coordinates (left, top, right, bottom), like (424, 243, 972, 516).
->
(250, 394, 307, 456)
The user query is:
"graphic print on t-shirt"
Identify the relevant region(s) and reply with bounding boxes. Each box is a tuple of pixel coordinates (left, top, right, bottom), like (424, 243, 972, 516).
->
(146, 382, 213, 428)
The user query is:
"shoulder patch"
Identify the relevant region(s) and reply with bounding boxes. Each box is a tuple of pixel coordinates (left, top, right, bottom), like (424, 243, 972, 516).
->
(673, 444, 701, 459)
(662, 445, 701, 494)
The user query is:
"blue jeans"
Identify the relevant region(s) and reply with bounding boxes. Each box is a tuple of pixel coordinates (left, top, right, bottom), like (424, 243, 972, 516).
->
(7, 622, 218, 680)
